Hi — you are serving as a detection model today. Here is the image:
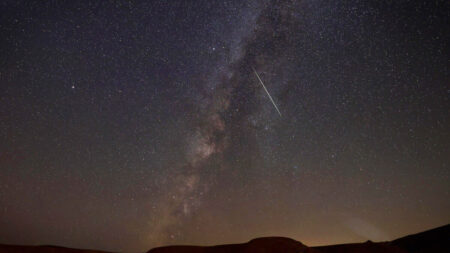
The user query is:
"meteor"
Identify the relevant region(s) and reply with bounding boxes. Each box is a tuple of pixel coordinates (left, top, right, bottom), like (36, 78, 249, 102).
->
(252, 67, 282, 117)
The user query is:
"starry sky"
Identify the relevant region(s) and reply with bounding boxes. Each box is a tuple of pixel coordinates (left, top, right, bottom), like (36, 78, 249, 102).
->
(0, 0, 449, 252)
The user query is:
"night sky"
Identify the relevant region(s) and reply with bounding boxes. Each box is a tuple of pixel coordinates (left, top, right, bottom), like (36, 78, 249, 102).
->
(0, 0, 449, 252)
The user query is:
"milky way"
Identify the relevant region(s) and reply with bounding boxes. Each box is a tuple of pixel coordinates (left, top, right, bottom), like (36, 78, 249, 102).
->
(0, 0, 448, 252)
(144, 1, 307, 244)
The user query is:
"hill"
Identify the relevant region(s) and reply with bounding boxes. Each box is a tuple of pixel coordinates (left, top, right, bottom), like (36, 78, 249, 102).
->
(0, 244, 111, 253)
(147, 237, 318, 253)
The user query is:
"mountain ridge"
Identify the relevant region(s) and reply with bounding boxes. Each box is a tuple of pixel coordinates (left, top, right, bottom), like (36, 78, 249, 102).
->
(0, 224, 448, 253)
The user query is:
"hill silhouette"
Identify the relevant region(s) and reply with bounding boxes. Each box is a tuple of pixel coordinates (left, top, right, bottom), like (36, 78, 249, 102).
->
(0, 244, 111, 253)
(0, 224, 448, 253)
(389, 224, 450, 253)
(148, 224, 449, 253)
(147, 237, 318, 253)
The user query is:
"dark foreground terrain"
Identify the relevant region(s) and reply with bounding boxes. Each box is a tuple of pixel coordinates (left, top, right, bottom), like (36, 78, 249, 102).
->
(1, 224, 448, 253)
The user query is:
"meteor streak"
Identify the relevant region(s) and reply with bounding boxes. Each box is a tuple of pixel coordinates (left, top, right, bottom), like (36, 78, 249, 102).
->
(252, 67, 282, 117)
